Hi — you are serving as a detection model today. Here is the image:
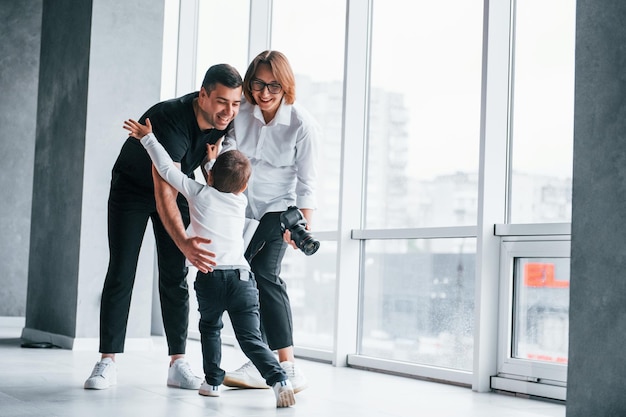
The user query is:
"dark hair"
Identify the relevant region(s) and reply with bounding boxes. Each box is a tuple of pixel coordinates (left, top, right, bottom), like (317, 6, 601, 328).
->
(202, 64, 243, 93)
(211, 150, 251, 194)
(243, 50, 296, 105)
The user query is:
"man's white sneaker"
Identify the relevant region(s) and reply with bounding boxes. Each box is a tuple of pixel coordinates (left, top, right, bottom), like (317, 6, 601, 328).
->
(198, 381, 220, 397)
(223, 361, 268, 389)
(280, 361, 308, 393)
(272, 380, 296, 408)
(84, 358, 117, 390)
(167, 358, 203, 389)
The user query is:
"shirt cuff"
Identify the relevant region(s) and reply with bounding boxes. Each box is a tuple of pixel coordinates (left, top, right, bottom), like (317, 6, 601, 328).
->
(204, 159, 216, 172)
(296, 195, 317, 210)
(139, 133, 154, 145)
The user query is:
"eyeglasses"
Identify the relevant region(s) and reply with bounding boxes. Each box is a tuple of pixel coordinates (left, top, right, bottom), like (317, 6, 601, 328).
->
(250, 79, 283, 94)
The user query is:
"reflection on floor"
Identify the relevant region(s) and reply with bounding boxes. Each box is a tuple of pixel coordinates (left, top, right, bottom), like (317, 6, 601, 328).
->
(0, 319, 565, 417)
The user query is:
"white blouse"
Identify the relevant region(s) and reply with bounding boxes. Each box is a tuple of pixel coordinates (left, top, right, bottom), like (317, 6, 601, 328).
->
(225, 99, 320, 220)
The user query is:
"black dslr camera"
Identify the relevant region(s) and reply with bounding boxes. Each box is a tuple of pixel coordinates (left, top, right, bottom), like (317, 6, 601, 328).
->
(279, 206, 320, 256)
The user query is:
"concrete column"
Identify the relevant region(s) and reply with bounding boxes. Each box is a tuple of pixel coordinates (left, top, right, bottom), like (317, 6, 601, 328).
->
(23, 0, 165, 350)
(0, 0, 42, 317)
(567, 0, 626, 415)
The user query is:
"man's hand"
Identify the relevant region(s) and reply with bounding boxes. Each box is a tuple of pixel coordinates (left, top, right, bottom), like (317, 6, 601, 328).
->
(179, 236, 217, 273)
(123, 118, 152, 139)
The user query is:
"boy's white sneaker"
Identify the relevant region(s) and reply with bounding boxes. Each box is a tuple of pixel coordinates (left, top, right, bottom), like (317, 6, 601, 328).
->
(272, 379, 296, 408)
(198, 381, 220, 397)
(167, 358, 203, 389)
(223, 361, 268, 389)
(84, 358, 117, 390)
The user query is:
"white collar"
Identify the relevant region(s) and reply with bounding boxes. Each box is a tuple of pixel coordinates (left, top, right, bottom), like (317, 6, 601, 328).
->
(252, 99, 292, 126)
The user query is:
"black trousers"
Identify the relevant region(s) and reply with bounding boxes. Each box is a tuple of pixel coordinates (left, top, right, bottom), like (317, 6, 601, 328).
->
(99, 181, 190, 355)
(245, 212, 293, 351)
(195, 269, 287, 386)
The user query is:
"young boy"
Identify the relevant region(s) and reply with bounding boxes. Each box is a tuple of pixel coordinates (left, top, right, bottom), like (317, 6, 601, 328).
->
(123, 118, 296, 408)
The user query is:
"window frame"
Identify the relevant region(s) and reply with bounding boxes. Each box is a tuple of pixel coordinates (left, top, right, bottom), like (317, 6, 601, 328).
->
(494, 234, 569, 400)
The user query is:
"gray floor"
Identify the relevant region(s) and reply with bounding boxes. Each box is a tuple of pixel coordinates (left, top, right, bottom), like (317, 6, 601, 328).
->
(0, 321, 565, 417)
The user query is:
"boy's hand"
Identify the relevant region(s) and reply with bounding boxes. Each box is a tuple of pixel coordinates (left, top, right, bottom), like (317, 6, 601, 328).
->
(123, 118, 153, 139)
(206, 137, 223, 161)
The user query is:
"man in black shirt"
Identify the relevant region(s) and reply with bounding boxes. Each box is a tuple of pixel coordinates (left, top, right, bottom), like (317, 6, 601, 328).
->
(84, 64, 243, 390)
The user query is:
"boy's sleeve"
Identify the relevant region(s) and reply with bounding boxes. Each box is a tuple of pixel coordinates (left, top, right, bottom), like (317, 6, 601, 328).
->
(144, 112, 187, 162)
(203, 159, 216, 174)
(140, 134, 202, 198)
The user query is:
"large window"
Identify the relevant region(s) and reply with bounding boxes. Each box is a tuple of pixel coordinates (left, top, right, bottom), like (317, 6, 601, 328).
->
(196, 0, 250, 86)
(173, 0, 577, 398)
(270, 0, 345, 232)
(509, 0, 575, 224)
(360, 238, 475, 371)
(366, 0, 483, 229)
(270, 0, 346, 354)
(358, 0, 483, 374)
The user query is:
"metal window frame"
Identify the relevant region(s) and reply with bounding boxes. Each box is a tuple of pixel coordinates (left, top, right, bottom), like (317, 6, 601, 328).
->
(171, 0, 574, 400)
(494, 238, 570, 401)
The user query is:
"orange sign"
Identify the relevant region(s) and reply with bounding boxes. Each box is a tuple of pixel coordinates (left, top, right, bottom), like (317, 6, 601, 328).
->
(524, 263, 569, 288)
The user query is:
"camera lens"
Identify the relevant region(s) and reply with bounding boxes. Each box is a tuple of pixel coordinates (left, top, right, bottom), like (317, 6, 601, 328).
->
(301, 238, 320, 256)
(280, 206, 320, 256)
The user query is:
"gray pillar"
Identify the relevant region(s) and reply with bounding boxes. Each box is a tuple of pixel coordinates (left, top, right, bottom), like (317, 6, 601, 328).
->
(23, 0, 165, 350)
(567, 1, 626, 415)
(0, 1, 42, 317)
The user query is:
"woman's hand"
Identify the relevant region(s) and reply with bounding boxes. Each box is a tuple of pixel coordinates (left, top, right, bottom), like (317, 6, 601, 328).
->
(206, 137, 223, 161)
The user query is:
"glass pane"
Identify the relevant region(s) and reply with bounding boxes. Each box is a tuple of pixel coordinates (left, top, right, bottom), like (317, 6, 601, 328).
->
(160, 0, 179, 100)
(367, 0, 483, 228)
(196, 0, 250, 85)
(509, 0, 575, 223)
(513, 258, 570, 364)
(283, 241, 337, 351)
(361, 238, 475, 371)
(271, 0, 345, 232)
